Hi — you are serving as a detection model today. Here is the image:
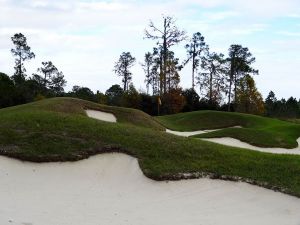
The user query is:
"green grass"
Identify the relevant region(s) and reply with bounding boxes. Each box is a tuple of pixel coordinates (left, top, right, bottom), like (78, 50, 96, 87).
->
(157, 110, 300, 148)
(1, 98, 300, 197)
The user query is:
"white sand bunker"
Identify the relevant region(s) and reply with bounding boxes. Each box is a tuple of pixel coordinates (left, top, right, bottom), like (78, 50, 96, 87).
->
(166, 128, 219, 137)
(166, 126, 242, 137)
(167, 127, 300, 154)
(203, 137, 300, 155)
(1, 153, 300, 225)
(86, 109, 117, 123)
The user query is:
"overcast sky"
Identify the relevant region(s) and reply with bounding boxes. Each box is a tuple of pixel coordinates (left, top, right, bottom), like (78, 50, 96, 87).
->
(1, 0, 300, 99)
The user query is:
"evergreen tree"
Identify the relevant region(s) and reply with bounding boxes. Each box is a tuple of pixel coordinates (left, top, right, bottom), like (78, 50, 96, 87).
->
(114, 52, 136, 91)
(105, 84, 124, 106)
(141, 52, 153, 94)
(184, 32, 208, 89)
(227, 45, 258, 111)
(11, 33, 35, 85)
(236, 75, 264, 115)
(33, 61, 66, 95)
(265, 91, 277, 116)
(182, 88, 200, 112)
(166, 51, 182, 91)
(199, 52, 226, 105)
(0, 72, 16, 108)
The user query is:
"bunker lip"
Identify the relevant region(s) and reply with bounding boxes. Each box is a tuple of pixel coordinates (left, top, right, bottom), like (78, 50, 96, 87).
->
(85, 109, 117, 123)
(166, 126, 242, 137)
(1, 153, 300, 225)
(166, 127, 300, 154)
(202, 137, 300, 155)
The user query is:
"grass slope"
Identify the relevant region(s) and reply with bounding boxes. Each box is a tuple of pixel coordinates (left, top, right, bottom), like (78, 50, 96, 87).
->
(2, 97, 165, 131)
(1, 98, 300, 197)
(157, 111, 300, 148)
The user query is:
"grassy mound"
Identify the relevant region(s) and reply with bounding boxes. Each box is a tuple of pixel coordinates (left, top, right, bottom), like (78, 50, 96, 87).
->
(1, 97, 165, 131)
(1, 98, 300, 197)
(157, 111, 300, 148)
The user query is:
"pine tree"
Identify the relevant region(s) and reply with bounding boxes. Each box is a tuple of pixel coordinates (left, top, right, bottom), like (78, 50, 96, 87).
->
(11, 33, 35, 85)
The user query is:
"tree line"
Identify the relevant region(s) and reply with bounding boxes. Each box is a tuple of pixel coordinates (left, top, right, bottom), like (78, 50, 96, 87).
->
(265, 91, 300, 118)
(0, 33, 67, 107)
(114, 15, 264, 115)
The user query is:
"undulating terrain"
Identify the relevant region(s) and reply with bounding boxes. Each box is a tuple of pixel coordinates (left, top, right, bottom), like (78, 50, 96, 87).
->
(1, 97, 300, 197)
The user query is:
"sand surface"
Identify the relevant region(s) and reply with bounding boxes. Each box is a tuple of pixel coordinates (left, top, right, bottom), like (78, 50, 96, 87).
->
(166, 126, 242, 137)
(203, 137, 300, 155)
(86, 109, 117, 123)
(167, 127, 300, 154)
(166, 128, 219, 137)
(0, 153, 300, 225)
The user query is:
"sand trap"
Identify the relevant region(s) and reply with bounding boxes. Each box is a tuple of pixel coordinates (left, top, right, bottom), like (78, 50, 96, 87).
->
(203, 137, 300, 155)
(166, 126, 242, 137)
(1, 153, 300, 225)
(166, 128, 219, 137)
(86, 109, 117, 123)
(167, 127, 300, 154)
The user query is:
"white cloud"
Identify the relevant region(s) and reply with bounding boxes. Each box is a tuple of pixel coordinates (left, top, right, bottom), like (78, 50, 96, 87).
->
(231, 24, 268, 36)
(30, 0, 49, 8)
(277, 31, 300, 37)
(76, 1, 129, 11)
(287, 13, 300, 18)
(202, 11, 239, 21)
(180, 0, 300, 17)
(0, 0, 300, 98)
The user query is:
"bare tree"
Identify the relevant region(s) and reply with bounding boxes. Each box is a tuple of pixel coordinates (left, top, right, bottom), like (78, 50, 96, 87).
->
(145, 15, 187, 94)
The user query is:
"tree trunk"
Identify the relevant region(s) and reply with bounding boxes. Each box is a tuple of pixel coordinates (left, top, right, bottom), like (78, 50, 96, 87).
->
(147, 66, 150, 95)
(124, 69, 127, 91)
(19, 54, 22, 78)
(123, 80, 126, 91)
(163, 18, 167, 94)
(192, 46, 196, 90)
(228, 55, 235, 111)
(228, 79, 232, 111)
(234, 73, 237, 103)
(210, 64, 216, 103)
(209, 72, 213, 103)
(168, 64, 170, 92)
(152, 74, 155, 95)
(159, 53, 163, 96)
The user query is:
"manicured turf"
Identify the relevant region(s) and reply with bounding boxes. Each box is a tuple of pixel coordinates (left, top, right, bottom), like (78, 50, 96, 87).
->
(1, 98, 300, 197)
(157, 111, 300, 148)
